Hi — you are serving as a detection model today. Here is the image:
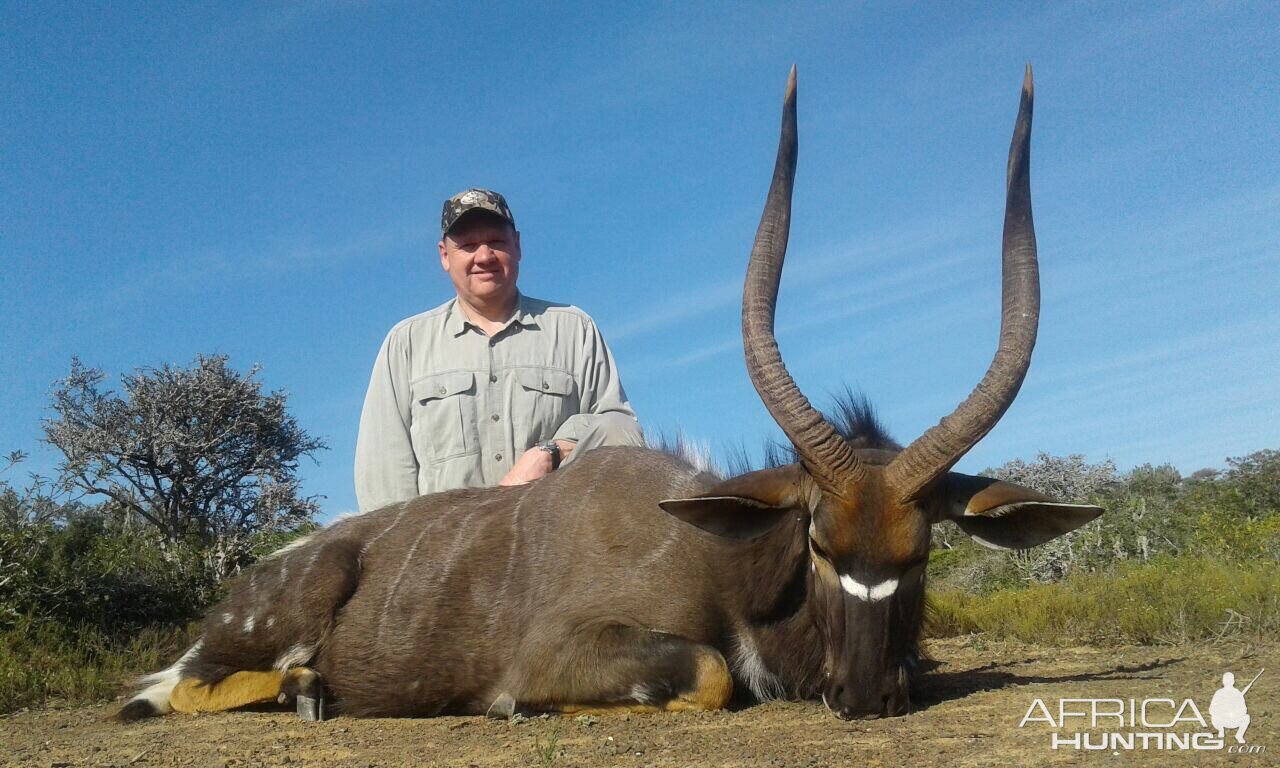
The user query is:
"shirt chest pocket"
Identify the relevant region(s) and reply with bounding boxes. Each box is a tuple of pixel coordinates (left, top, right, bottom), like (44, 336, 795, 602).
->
(513, 367, 579, 441)
(410, 371, 479, 463)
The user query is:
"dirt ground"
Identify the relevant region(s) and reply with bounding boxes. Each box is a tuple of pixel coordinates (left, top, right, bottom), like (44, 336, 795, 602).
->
(2, 638, 1275, 768)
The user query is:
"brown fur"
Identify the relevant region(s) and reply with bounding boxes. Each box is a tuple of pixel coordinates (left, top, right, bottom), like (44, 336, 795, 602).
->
(157, 448, 831, 717)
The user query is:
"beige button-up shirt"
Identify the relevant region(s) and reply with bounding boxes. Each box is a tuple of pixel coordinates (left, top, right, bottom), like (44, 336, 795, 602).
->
(354, 294, 638, 511)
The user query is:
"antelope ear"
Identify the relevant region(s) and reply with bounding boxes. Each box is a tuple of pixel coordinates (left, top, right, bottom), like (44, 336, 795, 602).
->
(658, 465, 805, 540)
(658, 496, 794, 539)
(934, 472, 1104, 550)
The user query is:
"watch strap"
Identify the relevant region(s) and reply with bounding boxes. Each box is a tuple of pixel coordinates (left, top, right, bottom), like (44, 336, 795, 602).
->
(536, 440, 561, 470)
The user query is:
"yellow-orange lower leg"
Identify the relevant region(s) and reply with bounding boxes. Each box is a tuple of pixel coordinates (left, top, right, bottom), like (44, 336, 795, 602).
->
(664, 649, 733, 712)
(557, 649, 733, 716)
(170, 671, 285, 714)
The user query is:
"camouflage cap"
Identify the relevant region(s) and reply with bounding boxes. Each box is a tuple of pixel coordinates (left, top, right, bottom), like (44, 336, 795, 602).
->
(440, 188, 515, 235)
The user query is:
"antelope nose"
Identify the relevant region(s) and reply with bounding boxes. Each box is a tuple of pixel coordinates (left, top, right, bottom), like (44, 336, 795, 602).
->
(825, 684, 885, 720)
(825, 682, 908, 720)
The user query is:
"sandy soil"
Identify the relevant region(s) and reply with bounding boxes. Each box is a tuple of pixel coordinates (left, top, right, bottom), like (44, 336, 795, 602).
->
(2, 638, 1275, 768)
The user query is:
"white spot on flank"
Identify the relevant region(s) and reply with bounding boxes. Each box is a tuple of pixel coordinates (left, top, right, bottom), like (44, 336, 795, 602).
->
(221, 612, 234, 625)
(729, 633, 785, 701)
(125, 639, 204, 715)
(243, 615, 256, 633)
(839, 575, 898, 602)
(266, 616, 276, 629)
(274, 642, 318, 671)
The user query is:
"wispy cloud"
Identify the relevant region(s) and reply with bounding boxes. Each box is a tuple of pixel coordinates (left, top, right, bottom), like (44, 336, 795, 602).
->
(1034, 313, 1280, 391)
(96, 219, 429, 310)
(608, 278, 741, 342)
(258, 222, 432, 269)
(610, 210, 983, 346)
(630, 265, 985, 379)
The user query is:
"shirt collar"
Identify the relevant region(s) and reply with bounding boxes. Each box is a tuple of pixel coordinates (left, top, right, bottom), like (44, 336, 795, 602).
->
(446, 293, 538, 337)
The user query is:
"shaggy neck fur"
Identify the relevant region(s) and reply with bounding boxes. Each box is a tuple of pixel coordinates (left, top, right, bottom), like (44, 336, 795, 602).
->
(722, 513, 825, 700)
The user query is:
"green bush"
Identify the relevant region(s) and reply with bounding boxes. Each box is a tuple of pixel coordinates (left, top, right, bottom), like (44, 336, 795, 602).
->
(0, 509, 315, 712)
(930, 450, 1280, 593)
(2, 510, 219, 631)
(0, 616, 197, 713)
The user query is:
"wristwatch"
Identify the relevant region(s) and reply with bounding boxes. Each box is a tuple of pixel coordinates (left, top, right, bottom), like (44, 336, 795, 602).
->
(535, 440, 562, 470)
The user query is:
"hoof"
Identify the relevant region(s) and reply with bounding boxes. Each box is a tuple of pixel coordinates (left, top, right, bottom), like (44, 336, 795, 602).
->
(486, 692, 516, 720)
(297, 694, 328, 722)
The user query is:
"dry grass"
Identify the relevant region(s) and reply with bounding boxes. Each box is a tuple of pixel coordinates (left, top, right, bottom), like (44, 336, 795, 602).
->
(0, 618, 197, 713)
(927, 555, 1280, 645)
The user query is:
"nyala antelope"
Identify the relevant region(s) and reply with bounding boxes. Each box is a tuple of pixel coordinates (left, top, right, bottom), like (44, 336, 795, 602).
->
(121, 66, 1102, 723)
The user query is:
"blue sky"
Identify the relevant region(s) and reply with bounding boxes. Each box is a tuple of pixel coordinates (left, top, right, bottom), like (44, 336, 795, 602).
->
(3, 2, 1277, 520)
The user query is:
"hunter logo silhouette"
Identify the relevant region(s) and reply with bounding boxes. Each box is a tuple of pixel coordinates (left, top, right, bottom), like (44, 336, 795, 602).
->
(1210, 669, 1263, 744)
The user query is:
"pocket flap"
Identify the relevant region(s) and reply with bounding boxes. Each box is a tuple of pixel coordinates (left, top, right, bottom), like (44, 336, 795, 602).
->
(515, 368, 576, 397)
(413, 371, 475, 403)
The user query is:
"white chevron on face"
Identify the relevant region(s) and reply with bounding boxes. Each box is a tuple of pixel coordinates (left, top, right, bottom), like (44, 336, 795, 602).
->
(839, 574, 898, 602)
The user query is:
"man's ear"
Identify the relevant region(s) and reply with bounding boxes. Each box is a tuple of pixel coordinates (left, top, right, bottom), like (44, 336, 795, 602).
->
(934, 472, 1104, 550)
(658, 465, 806, 540)
(438, 240, 449, 272)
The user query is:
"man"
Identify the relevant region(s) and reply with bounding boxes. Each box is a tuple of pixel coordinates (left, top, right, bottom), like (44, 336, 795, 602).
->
(354, 188, 643, 512)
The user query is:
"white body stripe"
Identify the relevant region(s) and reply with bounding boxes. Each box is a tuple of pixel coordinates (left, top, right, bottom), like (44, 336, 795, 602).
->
(274, 642, 318, 671)
(839, 575, 898, 602)
(266, 532, 315, 560)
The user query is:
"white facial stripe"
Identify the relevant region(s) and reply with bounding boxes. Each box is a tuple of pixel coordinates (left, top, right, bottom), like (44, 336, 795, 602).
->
(868, 578, 898, 601)
(839, 574, 899, 602)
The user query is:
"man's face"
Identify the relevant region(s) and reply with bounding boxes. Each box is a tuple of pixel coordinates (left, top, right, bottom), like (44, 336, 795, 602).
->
(438, 213, 521, 309)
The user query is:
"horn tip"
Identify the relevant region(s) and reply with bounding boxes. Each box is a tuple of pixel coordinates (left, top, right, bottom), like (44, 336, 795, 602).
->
(1022, 64, 1033, 95)
(786, 65, 797, 99)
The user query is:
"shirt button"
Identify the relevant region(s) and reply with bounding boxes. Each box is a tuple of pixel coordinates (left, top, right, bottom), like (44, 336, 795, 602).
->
(494, 453, 503, 461)
(542, 381, 549, 389)
(438, 385, 446, 394)
(491, 414, 499, 422)
(489, 374, 497, 383)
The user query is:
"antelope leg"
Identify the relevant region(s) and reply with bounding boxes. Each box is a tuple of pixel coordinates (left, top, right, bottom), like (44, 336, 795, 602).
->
(505, 623, 733, 715)
(169, 667, 322, 715)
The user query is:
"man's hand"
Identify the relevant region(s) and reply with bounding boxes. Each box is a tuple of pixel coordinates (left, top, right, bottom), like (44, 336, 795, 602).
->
(498, 440, 576, 486)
